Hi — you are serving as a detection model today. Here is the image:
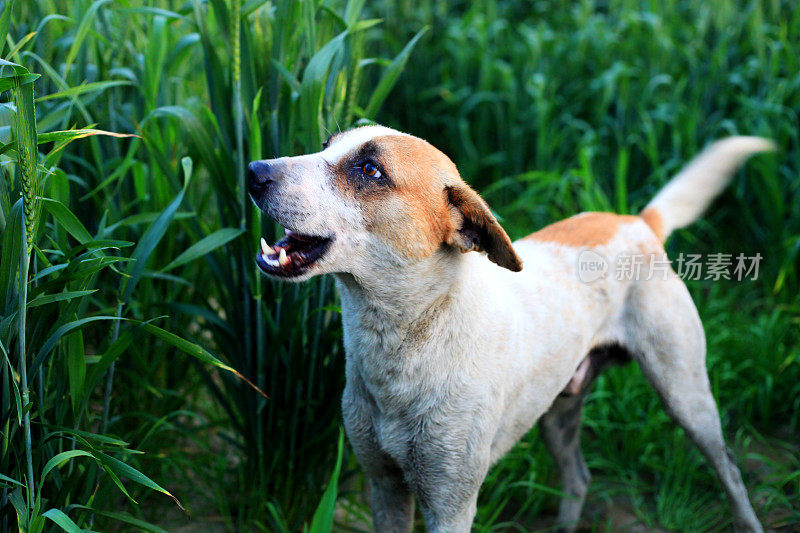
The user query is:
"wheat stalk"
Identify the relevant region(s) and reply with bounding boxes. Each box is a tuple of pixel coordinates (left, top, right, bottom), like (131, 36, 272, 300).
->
(13, 77, 39, 252)
(12, 74, 37, 503)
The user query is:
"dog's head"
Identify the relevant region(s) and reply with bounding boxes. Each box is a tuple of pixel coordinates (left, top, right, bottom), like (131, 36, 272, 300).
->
(248, 125, 522, 282)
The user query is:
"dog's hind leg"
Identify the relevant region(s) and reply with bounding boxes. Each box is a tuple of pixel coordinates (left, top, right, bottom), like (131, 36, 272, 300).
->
(540, 344, 631, 532)
(627, 278, 763, 532)
(539, 390, 591, 533)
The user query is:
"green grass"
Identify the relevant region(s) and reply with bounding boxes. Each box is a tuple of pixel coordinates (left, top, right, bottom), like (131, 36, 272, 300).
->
(1, 0, 798, 531)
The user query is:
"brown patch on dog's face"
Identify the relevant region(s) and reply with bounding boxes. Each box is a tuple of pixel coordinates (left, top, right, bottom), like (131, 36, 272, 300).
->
(323, 128, 522, 271)
(329, 135, 459, 260)
(524, 212, 640, 247)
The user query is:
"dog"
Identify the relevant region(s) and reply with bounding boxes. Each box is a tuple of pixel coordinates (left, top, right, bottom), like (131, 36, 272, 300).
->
(247, 125, 772, 532)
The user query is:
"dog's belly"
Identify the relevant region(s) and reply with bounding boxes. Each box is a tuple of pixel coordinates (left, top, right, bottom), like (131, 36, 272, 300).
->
(479, 247, 633, 462)
(489, 344, 591, 462)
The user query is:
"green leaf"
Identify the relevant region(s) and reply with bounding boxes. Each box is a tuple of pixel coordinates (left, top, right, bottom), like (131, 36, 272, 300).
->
(41, 198, 93, 244)
(40, 450, 95, 484)
(97, 452, 185, 511)
(42, 509, 83, 533)
(266, 502, 291, 533)
(0, 0, 16, 57)
(84, 323, 147, 391)
(100, 461, 137, 504)
(363, 27, 428, 119)
(36, 128, 137, 144)
(120, 6, 183, 20)
(145, 106, 228, 182)
(181, 156, 193, 186)
(300, 30, 349, 147)
(0, 472, 24, 488)
(141, 323, 267, 397)
(9, 489, 28, 529)
(73, 506, 168, 533)
(0, 127, 138, 157)
(44, 426, 128, 448)
(64, 0, 113, 78)
(105, 211, 195, 234)
(142, 15, 169, 109)
(36, 80, 133, 102)
(0, 57, 30, 76)
(27, 290, 97, 308)
(270, 59, 301, 93)
(31, 316, 123, 381)
(6, 31, 36, 59)
(308, 429, 345, 533)
(67, 329, 85, 415)
(63, 240, 134, 259)
(121, 186, 186, 302)
(161, 228, 244, 272)
(0, 339, 23, 426)
(0, 200, 22, 308)
(344, 0, 366, 27)
(0, 73, 39, 92)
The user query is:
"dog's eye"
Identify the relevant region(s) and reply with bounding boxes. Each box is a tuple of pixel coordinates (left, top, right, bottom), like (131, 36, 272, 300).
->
(361, 162, 381, 178)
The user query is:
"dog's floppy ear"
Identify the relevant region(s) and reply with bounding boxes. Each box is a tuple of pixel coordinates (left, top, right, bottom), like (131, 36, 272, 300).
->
(444, 184, 523, 272)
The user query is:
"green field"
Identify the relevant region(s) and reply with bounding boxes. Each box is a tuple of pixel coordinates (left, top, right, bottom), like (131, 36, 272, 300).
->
(1, 0, 798, 531)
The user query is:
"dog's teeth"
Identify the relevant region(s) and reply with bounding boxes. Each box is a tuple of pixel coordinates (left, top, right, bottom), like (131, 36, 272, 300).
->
(278, 248, 289, 266)
(260, 237, 273, 255)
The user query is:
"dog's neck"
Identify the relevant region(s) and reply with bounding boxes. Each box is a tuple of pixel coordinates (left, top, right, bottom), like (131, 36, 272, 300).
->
(336, 249, 463, 323)
(334, 248, 468, 362)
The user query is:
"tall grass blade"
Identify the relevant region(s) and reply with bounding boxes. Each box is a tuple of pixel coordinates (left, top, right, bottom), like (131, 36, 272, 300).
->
(0, 0, 15, 57)
(11, 63, 38, 510)
(41, 509, 82, 533)
(140, 323, 267, 397)
(307, 430, 344, 533)
(160, 228, 245, 272)
(363, 26, 428, 119)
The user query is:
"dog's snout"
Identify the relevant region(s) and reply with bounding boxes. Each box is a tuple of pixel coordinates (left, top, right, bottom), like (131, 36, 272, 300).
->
(248, 161, 274, 193)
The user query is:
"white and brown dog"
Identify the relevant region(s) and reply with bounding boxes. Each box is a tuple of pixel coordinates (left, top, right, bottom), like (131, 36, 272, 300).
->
(248, 125, 772, 532)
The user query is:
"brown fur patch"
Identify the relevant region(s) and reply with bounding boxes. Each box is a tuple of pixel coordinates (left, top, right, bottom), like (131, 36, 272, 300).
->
(639, 207, 665, 242)
(328, 133, 521, 269)
(375, 135, 521, 269)
(524, 212, 639, 247)
(342, 135, 459, 260)
(445, 185, 522, 271)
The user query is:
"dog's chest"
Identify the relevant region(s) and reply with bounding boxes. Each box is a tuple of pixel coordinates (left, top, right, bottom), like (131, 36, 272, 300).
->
(345, 322, 449, 414)
(341, 292, 458, 384)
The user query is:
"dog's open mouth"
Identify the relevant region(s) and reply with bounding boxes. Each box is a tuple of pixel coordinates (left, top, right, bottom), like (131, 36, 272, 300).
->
(256, 228, 333, 277)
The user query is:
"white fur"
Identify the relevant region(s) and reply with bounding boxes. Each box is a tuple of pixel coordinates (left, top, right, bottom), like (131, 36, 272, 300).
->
(321, 125, 408, 164)
(645, 136, 775, 237)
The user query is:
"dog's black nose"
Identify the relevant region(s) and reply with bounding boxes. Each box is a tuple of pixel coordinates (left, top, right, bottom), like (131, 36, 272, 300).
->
(248, 161, 273, 192)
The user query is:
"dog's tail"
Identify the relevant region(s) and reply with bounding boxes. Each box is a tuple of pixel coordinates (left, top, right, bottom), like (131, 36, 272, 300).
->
(639, 136, 775, 242)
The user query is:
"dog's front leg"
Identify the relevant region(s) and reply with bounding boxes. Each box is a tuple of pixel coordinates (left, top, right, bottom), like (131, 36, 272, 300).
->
(343, 380, 415, 532)
(349, 435, 415, 533)
(368, 473, 415, 533)
(406, 427, 492, 533)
